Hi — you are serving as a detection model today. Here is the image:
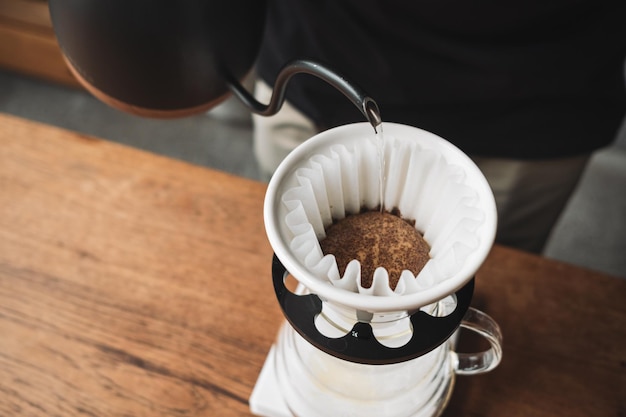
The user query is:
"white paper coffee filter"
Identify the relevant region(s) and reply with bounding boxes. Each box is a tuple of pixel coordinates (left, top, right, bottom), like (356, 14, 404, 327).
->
(265, 122, 497, 312)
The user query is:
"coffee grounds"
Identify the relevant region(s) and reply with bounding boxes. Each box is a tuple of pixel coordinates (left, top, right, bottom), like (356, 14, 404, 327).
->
(319, 209, 430, 290)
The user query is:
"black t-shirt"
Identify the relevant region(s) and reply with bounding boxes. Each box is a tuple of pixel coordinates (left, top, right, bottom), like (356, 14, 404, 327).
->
(256, 0, 626, 159)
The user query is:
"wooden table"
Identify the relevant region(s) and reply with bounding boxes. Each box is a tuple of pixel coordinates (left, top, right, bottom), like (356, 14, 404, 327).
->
(0, 113, 624, 416)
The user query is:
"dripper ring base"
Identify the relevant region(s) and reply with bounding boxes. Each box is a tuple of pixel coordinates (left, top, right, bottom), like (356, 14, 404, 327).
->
(272, 254, 474, 365)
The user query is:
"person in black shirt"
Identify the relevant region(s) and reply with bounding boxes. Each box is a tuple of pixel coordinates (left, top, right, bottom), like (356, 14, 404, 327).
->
(252, 0, 626, 253)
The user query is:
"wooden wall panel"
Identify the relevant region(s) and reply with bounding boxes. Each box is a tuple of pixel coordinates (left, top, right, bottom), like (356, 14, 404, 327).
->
(0, 0, 80, 88)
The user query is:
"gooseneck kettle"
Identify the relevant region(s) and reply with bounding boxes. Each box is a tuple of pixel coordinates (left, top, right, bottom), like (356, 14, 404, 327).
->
(48, 0, 381, 129)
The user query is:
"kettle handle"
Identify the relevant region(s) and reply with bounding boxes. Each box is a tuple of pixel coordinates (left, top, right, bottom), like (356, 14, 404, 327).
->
(228, 59, 382, 131)
(272, 254, 474, 365)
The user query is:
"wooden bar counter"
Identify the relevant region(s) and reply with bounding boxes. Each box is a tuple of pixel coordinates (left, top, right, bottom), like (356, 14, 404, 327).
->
(0, 113, 624, 416)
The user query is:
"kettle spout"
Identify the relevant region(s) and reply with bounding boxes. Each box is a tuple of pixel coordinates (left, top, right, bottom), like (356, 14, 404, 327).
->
(228, 59, 382, 133)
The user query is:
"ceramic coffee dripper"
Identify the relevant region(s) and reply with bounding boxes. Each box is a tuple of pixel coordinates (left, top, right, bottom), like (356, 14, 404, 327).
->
(252, 122, 503, 417)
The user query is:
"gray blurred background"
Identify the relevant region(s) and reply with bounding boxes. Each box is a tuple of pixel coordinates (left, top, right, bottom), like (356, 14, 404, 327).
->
(1, 68, 625, 278)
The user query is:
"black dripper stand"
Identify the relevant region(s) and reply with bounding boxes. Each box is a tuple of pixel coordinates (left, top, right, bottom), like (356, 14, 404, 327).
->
(272, 254, 474, 365)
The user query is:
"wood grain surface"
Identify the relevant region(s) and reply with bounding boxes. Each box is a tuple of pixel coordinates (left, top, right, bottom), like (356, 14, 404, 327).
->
(0, 113, 280, 416)
(442, 248, 625, 417)
(0, 113, 624, 416)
